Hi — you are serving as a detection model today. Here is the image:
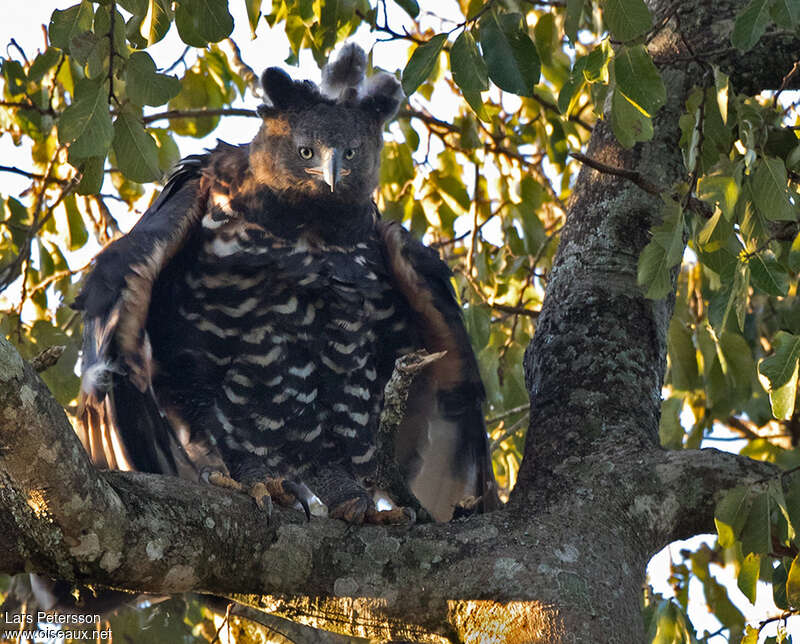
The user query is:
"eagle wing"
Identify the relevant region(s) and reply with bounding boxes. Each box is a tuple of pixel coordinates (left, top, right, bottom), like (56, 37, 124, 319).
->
(378, 222, 498, 520)
(74, 145, 497, 521)
(73, 153, 211, 475)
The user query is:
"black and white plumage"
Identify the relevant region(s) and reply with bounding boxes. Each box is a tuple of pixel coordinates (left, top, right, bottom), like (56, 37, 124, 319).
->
(74, 46, 496, 523)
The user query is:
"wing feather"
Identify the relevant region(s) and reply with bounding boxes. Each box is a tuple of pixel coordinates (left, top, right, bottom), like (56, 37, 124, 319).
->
(74, 154, 211, 474)
(378, 221, 499, 520)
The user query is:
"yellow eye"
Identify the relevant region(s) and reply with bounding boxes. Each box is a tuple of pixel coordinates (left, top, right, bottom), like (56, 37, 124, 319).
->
(344, 148, 356, 160)
(298, 147, 313, 159)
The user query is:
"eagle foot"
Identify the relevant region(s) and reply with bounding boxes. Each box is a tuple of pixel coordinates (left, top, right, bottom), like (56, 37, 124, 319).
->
(365, 506, 416, 525)
(329, 496, 415, 525)
(203, 470, 319, 521)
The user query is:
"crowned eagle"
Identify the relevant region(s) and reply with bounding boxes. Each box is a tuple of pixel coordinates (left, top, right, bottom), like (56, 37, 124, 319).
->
(74, 44, 496, 524)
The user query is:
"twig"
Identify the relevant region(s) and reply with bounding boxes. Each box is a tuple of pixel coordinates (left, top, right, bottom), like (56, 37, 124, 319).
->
(758, 610, 800, 633)
(531, 94, 593, 131)
(487, 403, 531, 425)
(8, 38, 28, 64)
(774, 60, 800, 108)
(28, 266, 85, 298)
(107, 1, 118, 106)
(467, 163, 480, 276)
(0, 100, 56, 116)
(0, 165, 69, 185)
(226, 39, 260, 96)
(142, 107, 259, 125)
(489, 303, 540, 318)
(31, 345, 66, 372)
(164, 45, 191, 74)
(490, 413, 530, 450)
(375, 350, 447, 521)
(569, 152, 663, 195)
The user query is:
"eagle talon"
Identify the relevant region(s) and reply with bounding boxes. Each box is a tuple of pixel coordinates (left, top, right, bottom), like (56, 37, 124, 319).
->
(249, 482, 273, 517)
(280, 479, 311, 521)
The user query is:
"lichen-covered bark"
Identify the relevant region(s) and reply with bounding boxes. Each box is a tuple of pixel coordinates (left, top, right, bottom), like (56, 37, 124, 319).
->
(3, 1, 800, 641)
(0, 332, 781, 641)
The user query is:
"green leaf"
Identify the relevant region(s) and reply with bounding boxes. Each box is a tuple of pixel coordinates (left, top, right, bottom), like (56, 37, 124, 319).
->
(175, 0, 234, 46)
(1, 60, 26, 96)
(28, 48, 62, 84)
(731, 0, 772, 51)
(75, 156, 105, 195)
(775, 561, 790, 609)
(750, 157, 796, 221)
(613, 45, 666, 117)
(759, 331, 800, 420)
(718, 331, 755, 406)
(760, 331, 800, 390)
(602, 0, 652, 41)
(788, 554, 800, 607)
(697, 173, 739, 221)
(715, 486, 752, 548)
(788, 232, 800, 273)
(479, 11, 540, 96)
(771, 0, 800, 28)
(743, 625, 760, 644)
(738, 552, 761, 604)
(94, 5, 129, 61)
(697, 208, 733, 252)
(740, 492, 772, 555)
(785, 478, 800, 540)
(150, 127, 181, 172)
(611, 88, 653, 148)
(464, 303, 491, 349)
(451, 30, 488, 93)
(401, 33, 447, 96)
(565, 0, 582, 44)
(112, 106, 162, 183)
(167, 66, 225, 137)
(49, 1, 94, 50)
(142, 0, 172, 45)
(58, 79, 114, 160)
(126, 51, 181, 106)
(245, 0, 262, 36)
(668, 318, 699, 391)
(720, 260, 750, 333)
(658, 397, 684, 449)
(558, 57, 587, 115)
(393, 0, 419, 18)
(637, 199, 684, 299)
(118, 0, 148, 15)
(63, 194, 88, 251)
(533, 13, 556, 66)
(749, 255, 789, 296)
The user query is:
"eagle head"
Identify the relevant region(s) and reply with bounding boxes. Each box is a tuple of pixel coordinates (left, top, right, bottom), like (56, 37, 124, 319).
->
(250, 46, 404, 207)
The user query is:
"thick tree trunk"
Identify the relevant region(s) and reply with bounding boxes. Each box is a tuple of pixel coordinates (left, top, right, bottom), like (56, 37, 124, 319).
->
(2, 1, 799, 641)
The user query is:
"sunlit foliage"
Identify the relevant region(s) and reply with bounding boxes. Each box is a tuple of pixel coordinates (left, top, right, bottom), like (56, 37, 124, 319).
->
(1, 0, 800, 640)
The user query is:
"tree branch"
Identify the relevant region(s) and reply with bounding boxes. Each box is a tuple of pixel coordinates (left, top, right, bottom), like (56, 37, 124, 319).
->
(142, 108, 259, 125)
(0, 334, 782, 641)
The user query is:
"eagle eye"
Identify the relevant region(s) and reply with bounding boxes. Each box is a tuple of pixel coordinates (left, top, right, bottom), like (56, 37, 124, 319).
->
(298, 146, 314, 160)
(344, 148, 356, 160)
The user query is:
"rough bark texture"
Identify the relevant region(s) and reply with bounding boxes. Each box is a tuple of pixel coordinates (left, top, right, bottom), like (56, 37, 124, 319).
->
(2, 1, 800, 641)
(0, 334, 784, 641)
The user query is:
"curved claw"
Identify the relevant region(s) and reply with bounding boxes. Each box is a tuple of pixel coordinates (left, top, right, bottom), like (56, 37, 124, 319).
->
(281, 479, 311, 521)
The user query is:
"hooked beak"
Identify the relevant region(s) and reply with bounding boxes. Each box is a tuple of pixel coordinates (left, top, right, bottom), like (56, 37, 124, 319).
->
(305, 148, 349, 192)
(322, 148, 342, 192)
